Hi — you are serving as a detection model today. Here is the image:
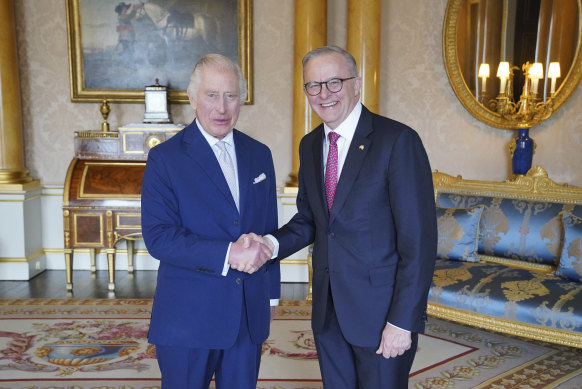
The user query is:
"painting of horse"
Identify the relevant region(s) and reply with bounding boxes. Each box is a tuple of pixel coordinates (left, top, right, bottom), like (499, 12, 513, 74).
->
(67, 0, 248, 103)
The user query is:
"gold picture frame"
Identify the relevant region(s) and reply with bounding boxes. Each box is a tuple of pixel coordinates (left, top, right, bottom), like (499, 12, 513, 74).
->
(66, 0, 252, 104)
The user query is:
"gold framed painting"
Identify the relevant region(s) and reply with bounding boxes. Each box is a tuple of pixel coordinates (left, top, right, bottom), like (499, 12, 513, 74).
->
(66, 0, 252, 104)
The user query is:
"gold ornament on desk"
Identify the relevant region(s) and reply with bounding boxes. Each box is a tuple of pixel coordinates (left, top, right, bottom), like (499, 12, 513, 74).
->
(100, 100, 111, 132)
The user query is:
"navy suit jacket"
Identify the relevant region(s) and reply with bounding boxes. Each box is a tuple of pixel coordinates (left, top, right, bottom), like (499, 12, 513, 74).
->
(141, 121, 280, 349)
(272, 106, 437, 347)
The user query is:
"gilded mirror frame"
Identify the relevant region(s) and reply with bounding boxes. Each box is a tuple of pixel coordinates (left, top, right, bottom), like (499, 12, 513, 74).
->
(443, 0, 582, 129)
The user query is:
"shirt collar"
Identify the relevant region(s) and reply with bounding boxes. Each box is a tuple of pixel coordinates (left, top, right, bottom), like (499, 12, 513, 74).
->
(323, 101, 362, 141)
(196, 119, 235, 149)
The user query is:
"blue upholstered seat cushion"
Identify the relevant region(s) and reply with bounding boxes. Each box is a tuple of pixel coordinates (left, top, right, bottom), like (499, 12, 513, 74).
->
(428, 259, 582, 333)
(555, 213, 582, 282)
(437, 205, 484, 262)
(437, 193, 582, 266)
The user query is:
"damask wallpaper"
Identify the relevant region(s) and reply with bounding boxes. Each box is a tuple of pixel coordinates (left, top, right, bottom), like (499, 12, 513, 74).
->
(12, 0, 582, 188)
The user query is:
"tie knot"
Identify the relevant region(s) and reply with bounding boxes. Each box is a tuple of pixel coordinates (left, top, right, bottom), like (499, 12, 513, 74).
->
(328, 131, 340, 144)
(216, 140, 228, 152)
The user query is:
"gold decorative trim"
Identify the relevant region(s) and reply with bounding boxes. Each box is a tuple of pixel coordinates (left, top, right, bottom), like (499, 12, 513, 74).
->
(476, 254, 555, 273)
(281, 259, 308, 265)
(283, 187, 299, 194)
(116, 213, 141, 229)
(0, 180, 41, 191)
(122, 132, 146, 154)
(427, 303, 582, 349)
(433, 166, 582, 204)
(0, 249, 44, 263)
(443, 0, 582, 129)
(239, 0, 253, 104)
(75, 131, 119, 139)
(66, 0, 253, 104)
(63, 158, 78, 206)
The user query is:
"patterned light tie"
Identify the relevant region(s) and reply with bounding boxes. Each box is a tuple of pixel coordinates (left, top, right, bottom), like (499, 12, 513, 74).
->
(325, 131, 341, 213)
(216, 140, 238, 209)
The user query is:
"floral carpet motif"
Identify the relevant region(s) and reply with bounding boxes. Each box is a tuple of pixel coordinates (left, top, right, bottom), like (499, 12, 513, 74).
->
(0, 299, 580, 388)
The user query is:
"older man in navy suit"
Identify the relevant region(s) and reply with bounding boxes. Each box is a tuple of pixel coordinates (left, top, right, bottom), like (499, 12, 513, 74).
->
(247, 46, 437, 388)
(141, 54, 279, 388)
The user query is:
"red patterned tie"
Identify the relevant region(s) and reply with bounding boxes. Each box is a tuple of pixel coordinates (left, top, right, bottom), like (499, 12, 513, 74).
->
(325, 131, 340, 213)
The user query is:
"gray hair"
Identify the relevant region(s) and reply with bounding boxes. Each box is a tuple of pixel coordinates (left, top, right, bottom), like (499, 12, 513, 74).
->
(187, 54, 247, 103)
(302, 46, 358, 77)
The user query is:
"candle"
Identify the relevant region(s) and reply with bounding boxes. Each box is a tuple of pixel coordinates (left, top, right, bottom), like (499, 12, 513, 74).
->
(497, 62, 510, 94)
(478, 63, 490, 94)
(548, 62, 561, 94)
(531, 78, 540, 93)
(499, 77, 507, 94)
(529, 63, 543, 94)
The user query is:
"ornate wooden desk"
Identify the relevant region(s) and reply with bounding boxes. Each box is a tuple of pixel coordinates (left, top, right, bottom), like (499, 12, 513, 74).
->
(62, 124, 183, 291)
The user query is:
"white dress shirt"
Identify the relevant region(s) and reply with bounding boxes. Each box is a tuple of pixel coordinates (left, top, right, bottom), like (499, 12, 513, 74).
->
(197, 122, 239, 277)
(198, 121, 278, 306)
(322, 102, 361, 177)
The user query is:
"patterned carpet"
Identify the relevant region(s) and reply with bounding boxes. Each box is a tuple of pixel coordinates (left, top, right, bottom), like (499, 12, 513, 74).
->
(0, 299, 580, 388)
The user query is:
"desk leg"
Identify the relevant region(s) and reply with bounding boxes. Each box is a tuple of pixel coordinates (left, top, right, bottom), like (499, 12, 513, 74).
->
(65, 249, 73, 292)
(89, 248, 96, 273)
(107, 249, 116, 291)
(127, 240, 134, 273)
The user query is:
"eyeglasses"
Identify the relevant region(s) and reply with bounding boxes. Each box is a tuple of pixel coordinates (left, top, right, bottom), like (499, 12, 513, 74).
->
(303, 77, 356, 96)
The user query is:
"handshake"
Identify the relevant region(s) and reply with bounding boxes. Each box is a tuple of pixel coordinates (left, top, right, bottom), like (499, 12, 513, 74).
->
(228, 233, 275, 274)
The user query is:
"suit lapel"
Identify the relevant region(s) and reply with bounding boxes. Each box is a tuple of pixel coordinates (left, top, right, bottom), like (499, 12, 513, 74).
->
(233, 130, 249, 217)
(329, 108, 373, 225)
(310, 126, 328, 220)
(183, 122, 238, 212)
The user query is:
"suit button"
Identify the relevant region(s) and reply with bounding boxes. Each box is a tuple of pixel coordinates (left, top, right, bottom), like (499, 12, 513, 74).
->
(329, 232, 335, 238)
(234, 220, 239, 226)
(236, 278, 241, 284)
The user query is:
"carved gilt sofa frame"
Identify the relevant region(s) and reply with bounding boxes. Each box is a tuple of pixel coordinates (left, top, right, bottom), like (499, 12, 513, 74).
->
(428, 167, 582, 349)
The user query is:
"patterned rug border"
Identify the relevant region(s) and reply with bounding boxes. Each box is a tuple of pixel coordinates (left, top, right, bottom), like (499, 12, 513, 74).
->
(2, 299, 581, 388)
(0, 299, 153, 306)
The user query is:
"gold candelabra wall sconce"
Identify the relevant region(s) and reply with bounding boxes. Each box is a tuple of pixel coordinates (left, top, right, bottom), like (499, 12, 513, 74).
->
(477, 60, 561, 175)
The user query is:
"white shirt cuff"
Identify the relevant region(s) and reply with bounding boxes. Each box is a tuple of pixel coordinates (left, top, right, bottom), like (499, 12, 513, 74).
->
(265, 234, 279, 259)
(387, 322, 410, 333)
(270, 299, 279, 306)
(222, 243, 232, 276)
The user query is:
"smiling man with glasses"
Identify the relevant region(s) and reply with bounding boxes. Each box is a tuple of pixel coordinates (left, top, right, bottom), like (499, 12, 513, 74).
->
(243, 45, 437, 388)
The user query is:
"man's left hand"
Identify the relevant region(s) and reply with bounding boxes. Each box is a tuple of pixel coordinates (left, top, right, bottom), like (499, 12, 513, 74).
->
(375, 323, 411, 359)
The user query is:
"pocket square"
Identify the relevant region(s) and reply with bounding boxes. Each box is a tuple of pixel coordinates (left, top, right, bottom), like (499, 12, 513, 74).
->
(253, 173, 266, 184)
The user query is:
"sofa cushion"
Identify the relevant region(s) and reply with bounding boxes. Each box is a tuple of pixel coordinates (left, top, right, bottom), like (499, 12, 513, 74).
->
(437, 205, 484, 262)
(437, 193, 582, 266)
(555, 213, 582, 282)
(428, 259, 582, 333)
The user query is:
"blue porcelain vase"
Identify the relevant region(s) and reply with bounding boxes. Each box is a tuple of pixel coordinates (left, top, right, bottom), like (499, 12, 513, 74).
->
(512, 128, 534, 175)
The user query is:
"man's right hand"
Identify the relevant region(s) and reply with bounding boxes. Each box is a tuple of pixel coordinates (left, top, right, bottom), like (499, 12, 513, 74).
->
(228, 233, 273, 274)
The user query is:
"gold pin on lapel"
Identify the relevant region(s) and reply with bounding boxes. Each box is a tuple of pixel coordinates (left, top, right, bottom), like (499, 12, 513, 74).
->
(359, 145, 365, 150)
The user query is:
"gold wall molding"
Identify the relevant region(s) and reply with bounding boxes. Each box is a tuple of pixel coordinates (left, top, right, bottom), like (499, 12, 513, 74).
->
(0, 249, 43, 263)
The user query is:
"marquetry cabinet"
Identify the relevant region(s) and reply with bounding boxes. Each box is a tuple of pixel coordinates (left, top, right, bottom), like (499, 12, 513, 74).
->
(62, 123, 183, 292)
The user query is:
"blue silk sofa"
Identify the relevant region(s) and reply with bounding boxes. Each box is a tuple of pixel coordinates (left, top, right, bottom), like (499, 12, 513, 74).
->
(428, 166, 582, 349)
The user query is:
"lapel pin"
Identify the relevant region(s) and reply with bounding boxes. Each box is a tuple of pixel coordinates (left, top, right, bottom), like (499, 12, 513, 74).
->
(359, 145, 365, 150)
